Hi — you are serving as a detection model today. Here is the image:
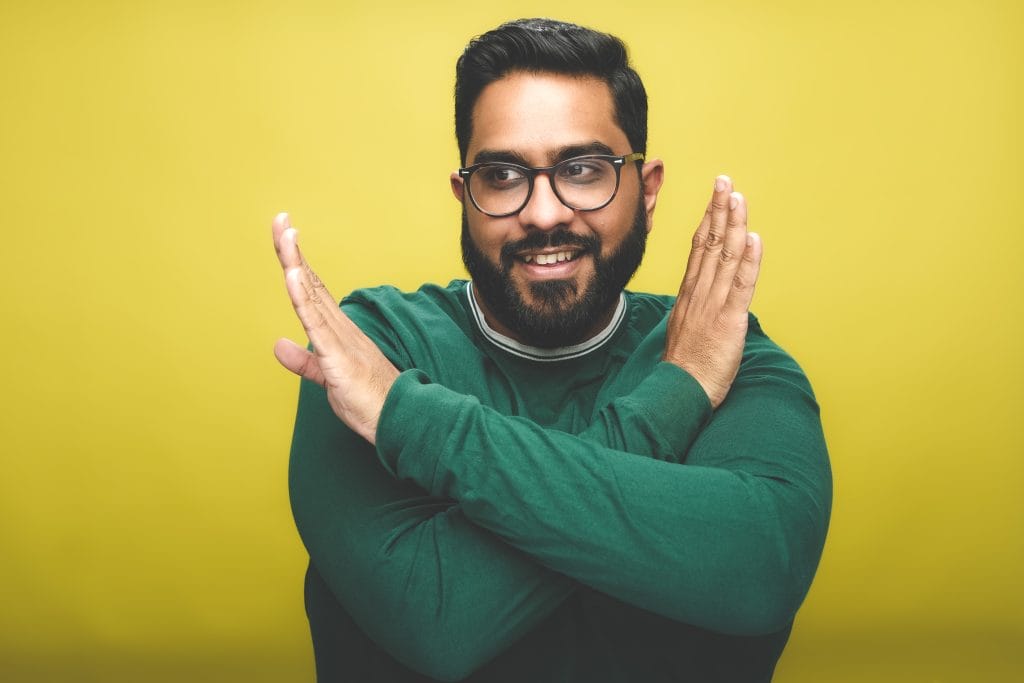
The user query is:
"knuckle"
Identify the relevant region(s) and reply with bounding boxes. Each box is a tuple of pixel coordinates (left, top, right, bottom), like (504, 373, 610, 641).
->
(710, 317, 729, 335)
(705, 231, 722, 249)
(712, 196, 730, 211)
(719, 247, 735, 263)
(298, 355, 320, 380)
(691, 231, 705, 250)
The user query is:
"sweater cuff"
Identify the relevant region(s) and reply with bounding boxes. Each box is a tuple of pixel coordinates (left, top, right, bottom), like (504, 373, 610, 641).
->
(625, 361, 712, 453)
(376, 369, 458, 482)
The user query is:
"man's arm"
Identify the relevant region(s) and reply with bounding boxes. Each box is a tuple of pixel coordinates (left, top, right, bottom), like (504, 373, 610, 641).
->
(577, 360, 712, 458)
(374, 326, 831, 636)
(572, 176, 769, 462)
(275, 214, 726, 679)
(289, 373, 576, 681)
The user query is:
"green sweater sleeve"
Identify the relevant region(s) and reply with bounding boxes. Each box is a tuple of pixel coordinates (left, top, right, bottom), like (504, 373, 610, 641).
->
(291, 366, 715, 680)
(290, 376, 575, 682)
(292, 295, 618, 680)
(291, 304, 711, 680)
(375, 345, 832, 637)
(578, 360, 712, 459)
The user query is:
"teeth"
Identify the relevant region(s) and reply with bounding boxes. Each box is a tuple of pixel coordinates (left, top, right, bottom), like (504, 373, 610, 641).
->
(525, 251, 575, 265)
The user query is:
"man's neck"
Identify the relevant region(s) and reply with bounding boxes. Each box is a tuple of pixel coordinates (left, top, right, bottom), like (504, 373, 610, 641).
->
(466, 282, 628, 361)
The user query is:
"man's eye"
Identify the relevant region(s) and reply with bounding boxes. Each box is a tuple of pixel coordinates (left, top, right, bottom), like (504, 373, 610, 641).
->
(558, 159, 606, 183)
(480, 166, 526, 186)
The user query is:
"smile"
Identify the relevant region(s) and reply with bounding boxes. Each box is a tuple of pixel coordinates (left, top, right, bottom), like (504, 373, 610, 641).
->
(520, 250, 581, 265)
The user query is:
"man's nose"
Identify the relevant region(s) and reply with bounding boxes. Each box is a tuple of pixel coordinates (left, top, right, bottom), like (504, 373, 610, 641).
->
(518, 173, 575, 231)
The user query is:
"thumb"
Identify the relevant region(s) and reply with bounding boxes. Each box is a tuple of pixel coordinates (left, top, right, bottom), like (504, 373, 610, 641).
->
(274, 338, 326, 386)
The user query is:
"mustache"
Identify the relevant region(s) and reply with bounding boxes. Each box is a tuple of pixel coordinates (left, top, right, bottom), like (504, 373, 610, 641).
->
(500, 228, 600, 263)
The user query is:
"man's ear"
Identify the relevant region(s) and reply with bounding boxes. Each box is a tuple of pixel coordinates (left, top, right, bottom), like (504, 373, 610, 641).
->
(641, 159, 665, 233)
(450, 172, 465, 203)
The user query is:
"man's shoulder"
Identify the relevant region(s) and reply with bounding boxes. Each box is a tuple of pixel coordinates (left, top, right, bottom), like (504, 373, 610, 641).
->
(623, 289, 676, 318)
(340, 280, 474, 367)
(623, 289, 800, 380)
(625, 289, 773, 343)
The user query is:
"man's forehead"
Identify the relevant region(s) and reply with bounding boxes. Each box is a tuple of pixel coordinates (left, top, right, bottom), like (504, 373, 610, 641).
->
(466, 71, 628, 165)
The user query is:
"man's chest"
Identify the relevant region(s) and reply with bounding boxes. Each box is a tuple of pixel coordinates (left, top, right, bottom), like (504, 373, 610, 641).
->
(403, 336, 662, 432)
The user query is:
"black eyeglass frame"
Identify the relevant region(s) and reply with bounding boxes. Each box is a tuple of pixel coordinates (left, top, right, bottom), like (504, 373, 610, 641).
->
(458, 152, 646, 218)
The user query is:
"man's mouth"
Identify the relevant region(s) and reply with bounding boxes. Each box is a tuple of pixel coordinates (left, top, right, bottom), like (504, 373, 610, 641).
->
(519, 250, 582, 265)
(501, 227, 599, 268)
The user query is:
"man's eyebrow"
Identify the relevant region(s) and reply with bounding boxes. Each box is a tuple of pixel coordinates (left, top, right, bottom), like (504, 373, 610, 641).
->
(551, 142, 616, 161)
(470, 142, 617, 167)
(470, 150, 530, 166)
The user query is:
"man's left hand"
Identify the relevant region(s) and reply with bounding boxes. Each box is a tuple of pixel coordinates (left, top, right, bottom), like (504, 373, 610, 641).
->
(272, 212, 399, 445)
(662, 176, 762, 409)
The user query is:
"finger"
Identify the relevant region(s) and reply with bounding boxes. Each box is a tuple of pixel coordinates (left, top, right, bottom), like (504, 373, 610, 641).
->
(708, 191, 749, 308)
(275, 228, 340, 333)
(299, 248, 336, 313)
(676, 199, 713, 309)
(272, 212, 293, 266)
(276, 224, 304, 273)
(691, 175, 735, 307)
(723, 231, 763, 318)
(284, 266, 346, 364)
(274, 337, 327, 386)
(277, 226, 338, 308)
(705, 175, 732, 254)
(277, 227, 366, 368)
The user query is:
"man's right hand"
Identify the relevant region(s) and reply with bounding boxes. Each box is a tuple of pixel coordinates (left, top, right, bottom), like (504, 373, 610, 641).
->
(272, 213, 400, 445)
(662, 175, 763, 409)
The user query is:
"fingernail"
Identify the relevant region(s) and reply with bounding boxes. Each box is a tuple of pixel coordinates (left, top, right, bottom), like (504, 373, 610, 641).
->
(715, 177, 727, 192)
(729, 193, 739, 210)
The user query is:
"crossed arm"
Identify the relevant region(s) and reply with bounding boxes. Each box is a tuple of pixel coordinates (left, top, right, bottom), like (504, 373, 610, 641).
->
(277, 178, 830, 679)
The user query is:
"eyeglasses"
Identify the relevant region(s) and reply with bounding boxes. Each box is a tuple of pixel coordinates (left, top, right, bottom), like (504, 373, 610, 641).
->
(458, 153, 645, 217)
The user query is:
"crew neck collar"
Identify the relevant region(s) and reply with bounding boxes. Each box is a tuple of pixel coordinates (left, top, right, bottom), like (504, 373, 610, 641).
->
(465, 281, 627, 362)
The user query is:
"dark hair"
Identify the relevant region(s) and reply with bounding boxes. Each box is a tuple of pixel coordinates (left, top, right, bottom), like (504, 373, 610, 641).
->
(454, 18, 648, 165)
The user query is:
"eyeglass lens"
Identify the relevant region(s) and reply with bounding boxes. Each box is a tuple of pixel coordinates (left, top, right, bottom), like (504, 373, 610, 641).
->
(469, 157, 619, 216)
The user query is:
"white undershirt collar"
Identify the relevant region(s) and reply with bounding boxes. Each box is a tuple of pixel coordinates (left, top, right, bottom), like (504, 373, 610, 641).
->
(465, 281, 627, 362)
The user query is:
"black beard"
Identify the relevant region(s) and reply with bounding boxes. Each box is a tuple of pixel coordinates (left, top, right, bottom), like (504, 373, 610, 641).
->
(461, 198, 648, 348)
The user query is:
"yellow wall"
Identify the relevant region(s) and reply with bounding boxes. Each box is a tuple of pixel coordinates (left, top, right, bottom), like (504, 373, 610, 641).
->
(1, 1, 1020, 680)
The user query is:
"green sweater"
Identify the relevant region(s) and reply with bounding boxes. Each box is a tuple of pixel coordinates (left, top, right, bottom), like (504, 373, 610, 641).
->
(289, 280, 832, 682)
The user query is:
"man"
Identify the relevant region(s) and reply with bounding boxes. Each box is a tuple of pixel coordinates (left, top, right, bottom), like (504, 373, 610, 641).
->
(273, 18, 831, 683)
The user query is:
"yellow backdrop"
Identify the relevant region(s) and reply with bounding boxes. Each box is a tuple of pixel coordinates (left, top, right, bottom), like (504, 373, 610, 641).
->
(1, 1, 1021, 681)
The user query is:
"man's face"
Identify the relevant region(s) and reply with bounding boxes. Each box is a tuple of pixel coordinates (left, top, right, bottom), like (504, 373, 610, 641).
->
(452, 72, 663, 348)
